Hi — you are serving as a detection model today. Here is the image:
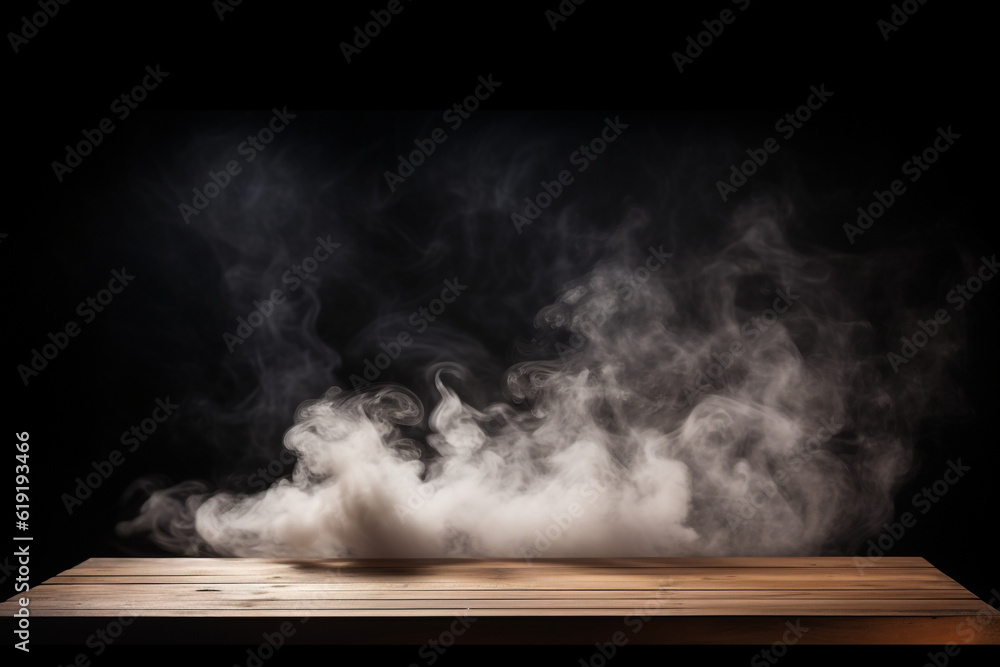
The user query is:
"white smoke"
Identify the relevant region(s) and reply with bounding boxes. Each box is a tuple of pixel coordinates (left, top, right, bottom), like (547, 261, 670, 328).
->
(118, 203, 922, 558)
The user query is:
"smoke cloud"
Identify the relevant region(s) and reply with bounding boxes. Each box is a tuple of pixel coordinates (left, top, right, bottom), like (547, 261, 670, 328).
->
(116, 113, 959, 558)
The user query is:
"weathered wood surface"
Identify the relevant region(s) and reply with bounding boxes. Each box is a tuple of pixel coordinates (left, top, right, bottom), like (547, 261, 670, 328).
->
(3, 557, 997, 644)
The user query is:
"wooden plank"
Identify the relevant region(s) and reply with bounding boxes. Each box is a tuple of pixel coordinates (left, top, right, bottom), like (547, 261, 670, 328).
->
(22, 583, 980, 600)
(61, 566, 954, 583)
(2, 557, 995, 645)
(63, 564, 947, 577)
(15, 599, 995, 614)
(73, 556, 935, 569)
(39, 573, 969, 590)
(13, 602, 998, 616)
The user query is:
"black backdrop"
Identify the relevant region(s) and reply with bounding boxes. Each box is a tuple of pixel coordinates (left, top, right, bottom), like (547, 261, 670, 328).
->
(5, 0, 997, 664)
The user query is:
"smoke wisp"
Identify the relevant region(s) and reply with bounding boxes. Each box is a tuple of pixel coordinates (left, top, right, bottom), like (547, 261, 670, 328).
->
(119, 200, 931, 557)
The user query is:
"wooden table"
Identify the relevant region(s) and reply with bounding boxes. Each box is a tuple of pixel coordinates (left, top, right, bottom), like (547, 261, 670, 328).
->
(4, 557, 998, 644)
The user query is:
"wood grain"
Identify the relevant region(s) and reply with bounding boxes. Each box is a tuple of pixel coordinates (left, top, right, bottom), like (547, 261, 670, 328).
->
(3, 557, 996, 645)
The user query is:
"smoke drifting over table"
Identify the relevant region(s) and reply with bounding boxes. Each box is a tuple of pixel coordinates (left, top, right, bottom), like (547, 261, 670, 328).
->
(116, 112, 961, 558)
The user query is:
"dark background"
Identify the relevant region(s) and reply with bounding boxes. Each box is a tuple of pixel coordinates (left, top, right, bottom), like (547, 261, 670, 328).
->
(4, 0, 996, 664)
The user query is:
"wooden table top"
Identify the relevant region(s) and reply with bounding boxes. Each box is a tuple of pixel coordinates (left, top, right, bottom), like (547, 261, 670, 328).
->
(4, 557, 998, 644)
